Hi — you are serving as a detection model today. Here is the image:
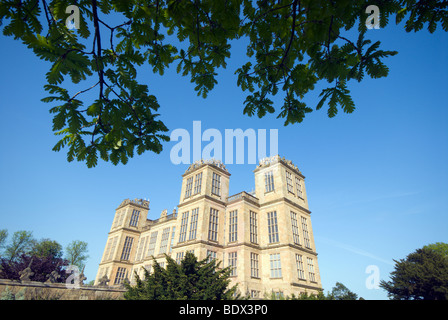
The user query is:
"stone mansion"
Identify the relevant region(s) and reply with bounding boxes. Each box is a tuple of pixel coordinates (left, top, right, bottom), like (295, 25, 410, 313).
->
(94, 155, 322, 298)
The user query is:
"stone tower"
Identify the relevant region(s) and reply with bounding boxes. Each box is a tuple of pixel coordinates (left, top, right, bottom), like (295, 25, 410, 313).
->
(94, 156, 322, 298)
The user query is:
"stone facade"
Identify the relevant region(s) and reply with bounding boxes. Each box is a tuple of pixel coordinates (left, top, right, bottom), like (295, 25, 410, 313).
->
(94, 155, 322, 298)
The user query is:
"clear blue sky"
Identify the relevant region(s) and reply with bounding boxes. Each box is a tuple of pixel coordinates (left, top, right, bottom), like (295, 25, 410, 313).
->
(0, 16, 447, 300)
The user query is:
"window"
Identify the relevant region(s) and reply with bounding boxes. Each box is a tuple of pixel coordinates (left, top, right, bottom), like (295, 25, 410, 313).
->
(178, 211, 189, 243)
(295, 176, 303, 198)
(301, 216, 311, 248)
(169, 227, 176, 253)
(296, 254, 306, 280)
(307, 258, 316, 282)
(113, 210, 125, 228)
(129, 209, 140, 227)
(267, 211, 279, 243)
(107, 237, 118, 261)
(250, 253, 259, 278)
(270, 253, 282, 278)
(120, 236, 134, 261)
(159, 228, 171, 254)
(206, 250, 217, 263)
(112, 211, 120, 228)
(228, 252, 237, 276)
(212, 172, 221, 196)
(208, 208, 219, 241)
(286, 171, 294, 194)
(144, 264, 152, 275)
(250, 211, 258, 244)
(275, 291, 284, 299)
(184, 177, 193, 198)
(265, 170, 275, 192)
(103, 237, 114, 261)
(189, 208, 199, 240)
(176, 252, 184, 264)
(290, 211, 301, 245)
(146, 231, 158, 257)
(114, 267, 127, 285)
(135, 236, 148, 261)
(193, 172, 202, 194)
(228, 210, 238, 242)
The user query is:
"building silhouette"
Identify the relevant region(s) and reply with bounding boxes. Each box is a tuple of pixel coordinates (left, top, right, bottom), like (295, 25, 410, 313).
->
(95, 155, 322, 298)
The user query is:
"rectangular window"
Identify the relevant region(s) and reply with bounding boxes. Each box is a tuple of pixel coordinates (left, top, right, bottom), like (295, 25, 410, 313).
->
(129, 209, 140, 227)
(184, 177, 193, 198)
(135, 236, 148, 261)
(265, 170, 275, 192)
(295, 176, 303, 198)
(296, 254, 306, 280)
(267, 211, 279, 243)
(120, 236, 134, 261)
(178, 211, 189, 243)
(146, 231, 158, 257)
(206, 250, 217, 263)
(212, 172, 221, 196)
(301, 216, 311, 248)
(193, 172, 202, 195)
(307, 258, 316, 282)
(228, 252, 237, 276)
(286, 171, 294, 194)
(270, 253, 282, 278)
(176, 252, 184, 264)
(159, 228, 171, 254)
(103, 238, 113, 262)
(169, 227, 176, 253)
(108, 237, 118, 261)
(189, 208, 199, 240)
(249, 211, 258, 244)
(228, 210, 238, 242)
(290, 211, 301, 245)
(114, 267, 127, 285)
(250, 252, 259, 278)
(144, 264, 152, 275)
(208, 208, 219, 241)
(112, 211, 122, 228)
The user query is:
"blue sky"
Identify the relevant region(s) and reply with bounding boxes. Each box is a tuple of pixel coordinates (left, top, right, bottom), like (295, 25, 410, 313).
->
(0, 15, 447, 300)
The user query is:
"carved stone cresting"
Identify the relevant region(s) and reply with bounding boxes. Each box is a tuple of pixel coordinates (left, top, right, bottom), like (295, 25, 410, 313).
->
(185, 159, 228, 174)
(19, 260, 34, 282)
(97, 275, 110, 287)
(45, 270, 61, 283)
(257, 155, 301, 173)
(117, 198, 150, 209)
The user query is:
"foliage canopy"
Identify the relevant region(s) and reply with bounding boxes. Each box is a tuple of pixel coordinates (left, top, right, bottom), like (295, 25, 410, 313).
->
(1, 0, 447, 167)
(124, 252, 237, 300)
(380, 244, 448, 300)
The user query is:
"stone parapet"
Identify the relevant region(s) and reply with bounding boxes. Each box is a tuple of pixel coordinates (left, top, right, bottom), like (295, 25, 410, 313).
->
(0, 279, 125, 300)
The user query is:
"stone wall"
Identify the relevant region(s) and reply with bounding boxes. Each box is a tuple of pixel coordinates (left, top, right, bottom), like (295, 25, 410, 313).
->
(0, 279, 125, 300)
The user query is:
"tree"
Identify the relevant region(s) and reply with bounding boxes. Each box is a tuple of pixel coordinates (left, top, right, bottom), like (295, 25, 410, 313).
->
(0, 253, 69, 283)
(380, 246, 448, 300)
(124, 252, 237, 300)
(286, 282, 359, 300)
(64, 240, 89, 270)
(1, 1, 446, 167)
(3, 231, 35, 263)
(330, 281, 358, 300)
(0, 229, 7, 257)
(423, 242, 448, 258)
(31, 238, 64, 260)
